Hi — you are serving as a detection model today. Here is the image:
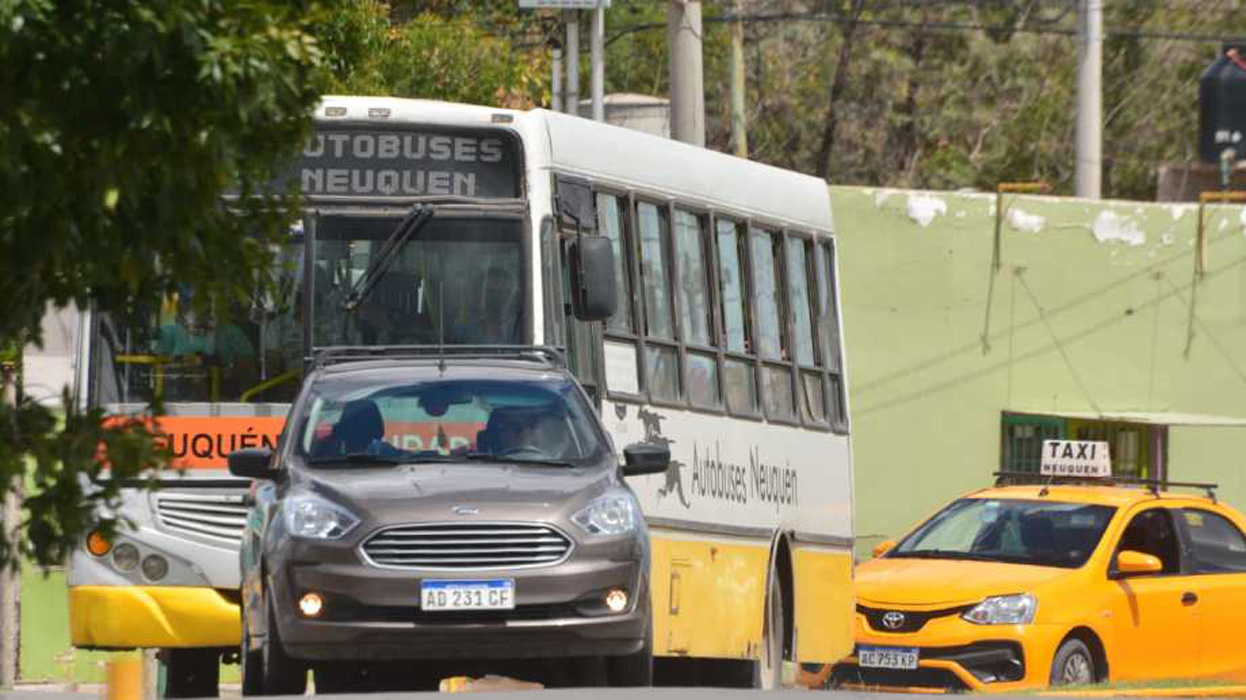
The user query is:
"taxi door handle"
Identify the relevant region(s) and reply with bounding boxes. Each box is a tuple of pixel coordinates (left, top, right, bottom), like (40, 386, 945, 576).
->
(1182, 592, 1198, 606)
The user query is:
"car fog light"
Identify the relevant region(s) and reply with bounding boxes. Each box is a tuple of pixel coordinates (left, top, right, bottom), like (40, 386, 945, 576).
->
(86, 531, 112, 557)
(299, 592, 324, 618)
(605, 589, 628, 613)
(141, 554, 168, 582)
(112, 543, 139, 572)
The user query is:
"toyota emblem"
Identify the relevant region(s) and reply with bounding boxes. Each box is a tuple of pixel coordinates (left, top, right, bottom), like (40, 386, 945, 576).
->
(882, 611, 906, 630)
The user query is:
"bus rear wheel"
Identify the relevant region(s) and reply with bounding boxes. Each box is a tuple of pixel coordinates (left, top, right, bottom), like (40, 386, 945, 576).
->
(161, 648, 220, 698)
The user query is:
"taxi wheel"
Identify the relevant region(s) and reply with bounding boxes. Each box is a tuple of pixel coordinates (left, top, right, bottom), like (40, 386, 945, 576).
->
(262, 592, 308, 695)
(1049, 639, 1096, 687)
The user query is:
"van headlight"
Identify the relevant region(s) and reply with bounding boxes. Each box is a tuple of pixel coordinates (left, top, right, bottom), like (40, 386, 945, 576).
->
(962, 594, 1037, 625)
(285, 495, 359, 540)
(573, 494, 638, 536)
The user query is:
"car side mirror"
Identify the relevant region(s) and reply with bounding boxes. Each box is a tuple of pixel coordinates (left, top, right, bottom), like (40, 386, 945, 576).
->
(872, 540, 896, 558)
(622, 443, 669, 477)
(228, 448, 277, 480)
(1116, 549, 1163, 576)
(569, 237, 617, 322)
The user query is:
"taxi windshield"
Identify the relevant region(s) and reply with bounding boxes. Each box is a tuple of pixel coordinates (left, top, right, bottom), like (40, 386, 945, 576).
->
(889, 498, 1116, 569)
(294, 377, 607, 468)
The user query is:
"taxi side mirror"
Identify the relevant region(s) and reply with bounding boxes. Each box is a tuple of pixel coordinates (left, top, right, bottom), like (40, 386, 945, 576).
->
(1116, 549, 1163, 576)
(872, 540, 896, 558)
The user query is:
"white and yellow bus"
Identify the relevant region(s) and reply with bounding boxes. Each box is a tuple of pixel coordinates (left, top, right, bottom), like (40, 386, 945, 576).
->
(69, 97, 855, 693)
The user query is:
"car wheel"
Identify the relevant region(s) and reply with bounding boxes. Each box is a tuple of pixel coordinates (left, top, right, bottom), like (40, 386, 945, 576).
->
(161, 648, 220, 698)
(239, 609, 264, 697)
(606, 611, 653, 687)
(753, 567, 785, 689)
(1049, 638, 1096, 687)
(261, 592, 307, 695)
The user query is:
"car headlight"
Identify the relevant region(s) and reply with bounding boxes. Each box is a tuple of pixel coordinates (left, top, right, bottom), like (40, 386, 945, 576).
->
(962, 593, 1037, 625)
(573, 493, 638, 536)
(284, 495, 359, 540)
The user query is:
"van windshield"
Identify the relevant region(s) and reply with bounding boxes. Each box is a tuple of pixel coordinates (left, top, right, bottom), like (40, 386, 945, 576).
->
(888, 498, 1116, 569)
(295, 377, 607, 468)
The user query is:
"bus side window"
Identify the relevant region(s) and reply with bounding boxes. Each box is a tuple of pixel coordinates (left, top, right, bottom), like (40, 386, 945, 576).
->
(716, 219, 759, 415)
(637, 201, 680, 403)
(751, 229, 795, 421)
(820, 240, 848, 431)
(673, 209, 719, 409)
(597, 193, 643, 399)
(786, 236, 827, 426)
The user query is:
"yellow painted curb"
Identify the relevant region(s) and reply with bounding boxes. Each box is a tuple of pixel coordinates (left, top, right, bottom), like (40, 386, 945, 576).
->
(1042, 686, 1246, 698)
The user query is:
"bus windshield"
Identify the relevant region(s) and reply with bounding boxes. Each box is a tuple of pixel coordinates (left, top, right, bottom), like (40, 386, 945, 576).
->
(888, 498, 1116, 569)
(312, 214, 524, 347)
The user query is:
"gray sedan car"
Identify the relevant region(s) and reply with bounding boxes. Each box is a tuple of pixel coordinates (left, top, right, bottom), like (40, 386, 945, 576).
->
(229, 350, 668, 694)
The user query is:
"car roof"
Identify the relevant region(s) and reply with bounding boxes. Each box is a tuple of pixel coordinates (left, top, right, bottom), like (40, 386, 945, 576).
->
(312, 358, 571, 384)
(963, 484, 1218, 508)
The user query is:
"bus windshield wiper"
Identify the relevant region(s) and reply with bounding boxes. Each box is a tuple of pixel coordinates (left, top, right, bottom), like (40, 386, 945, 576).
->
(342, 204, 434, 312)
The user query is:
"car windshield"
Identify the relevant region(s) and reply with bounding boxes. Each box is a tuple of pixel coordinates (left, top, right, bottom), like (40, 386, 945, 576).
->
(889, 498, 1116, 568)
(294, 376, 607, 468)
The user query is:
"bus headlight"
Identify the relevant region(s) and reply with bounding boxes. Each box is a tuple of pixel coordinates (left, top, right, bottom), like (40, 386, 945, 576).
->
(963, 594, 1036, 625)
(573, 494, 638, 536)
(285, 495, 360, 540)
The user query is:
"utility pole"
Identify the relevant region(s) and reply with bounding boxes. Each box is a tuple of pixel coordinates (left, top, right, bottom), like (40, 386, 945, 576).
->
(552, 47, 563, 113)
(0, 362, 20, 690)
(590, 5, 605, 121)
(667, 1, 705, 146)
(565, 10, 580, 116)
(1075, 0, 1103, 198)
(730, 0, 748, 157)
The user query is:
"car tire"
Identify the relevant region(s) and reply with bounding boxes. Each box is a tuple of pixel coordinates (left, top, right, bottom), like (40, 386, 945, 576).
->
(753, 567, 785, 689)
(1049, 638, 1096, 687)
(606, 612, 653, 687)
(239, 611, 264, 697)
(261, 592, 307, 695)
(161, 648, 220, 698)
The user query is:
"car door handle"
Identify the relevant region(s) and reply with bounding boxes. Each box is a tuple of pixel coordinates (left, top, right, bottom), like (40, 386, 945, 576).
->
(1182, 592, 1198, 606)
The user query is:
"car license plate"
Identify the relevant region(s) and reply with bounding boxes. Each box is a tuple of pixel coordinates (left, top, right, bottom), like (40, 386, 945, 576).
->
(858, 645, 919, 670)
(420, 579, 515, 611)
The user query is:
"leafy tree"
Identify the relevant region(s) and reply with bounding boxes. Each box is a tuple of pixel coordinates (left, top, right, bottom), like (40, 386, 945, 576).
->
(0, 0, 332, 567)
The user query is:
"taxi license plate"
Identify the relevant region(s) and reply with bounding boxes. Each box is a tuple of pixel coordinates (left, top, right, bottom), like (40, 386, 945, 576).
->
(858, 645, 919, 670)
(420, 579, 515, 611)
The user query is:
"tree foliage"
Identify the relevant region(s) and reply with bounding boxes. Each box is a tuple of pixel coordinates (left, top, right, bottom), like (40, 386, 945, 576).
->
(0, 0, 331, 567)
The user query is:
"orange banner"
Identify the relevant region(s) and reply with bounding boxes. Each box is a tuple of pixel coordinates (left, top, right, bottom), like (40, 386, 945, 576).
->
(156, 416, 286, 469)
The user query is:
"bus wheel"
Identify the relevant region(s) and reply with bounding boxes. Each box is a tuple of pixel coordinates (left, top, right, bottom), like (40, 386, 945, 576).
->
(261, 592, 307, 695)
(754, 566, 785, 690)
(161, 648, 220, 698)
(606, 611, 653, 687)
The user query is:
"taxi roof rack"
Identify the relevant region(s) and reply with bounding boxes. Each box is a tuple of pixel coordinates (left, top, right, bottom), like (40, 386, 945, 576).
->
(310, 345, 566, 370)
(992, 470, 1218, 501)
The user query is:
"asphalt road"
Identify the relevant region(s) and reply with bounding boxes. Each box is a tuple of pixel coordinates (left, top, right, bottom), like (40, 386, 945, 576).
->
(0, 689, 1214, 700)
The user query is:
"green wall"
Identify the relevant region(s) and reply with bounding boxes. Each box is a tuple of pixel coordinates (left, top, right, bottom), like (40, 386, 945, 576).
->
(832, 186, 1246, 559)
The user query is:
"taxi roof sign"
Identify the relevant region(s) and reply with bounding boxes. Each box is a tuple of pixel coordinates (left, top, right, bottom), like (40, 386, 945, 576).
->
(1041, 439, 1111, 477)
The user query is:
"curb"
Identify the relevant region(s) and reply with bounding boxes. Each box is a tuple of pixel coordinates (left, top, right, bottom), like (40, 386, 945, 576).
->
(1042, 686, 1246, 698)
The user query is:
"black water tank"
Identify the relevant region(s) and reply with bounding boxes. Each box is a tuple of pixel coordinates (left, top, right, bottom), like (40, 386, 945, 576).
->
(1200, 42, 1246, 163)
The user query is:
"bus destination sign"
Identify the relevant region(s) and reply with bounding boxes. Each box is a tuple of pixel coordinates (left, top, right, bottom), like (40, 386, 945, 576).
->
(282, 126, 521, 199)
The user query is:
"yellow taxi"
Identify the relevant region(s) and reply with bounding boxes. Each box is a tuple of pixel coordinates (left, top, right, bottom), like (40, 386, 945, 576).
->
(832, 470, 1246, 692)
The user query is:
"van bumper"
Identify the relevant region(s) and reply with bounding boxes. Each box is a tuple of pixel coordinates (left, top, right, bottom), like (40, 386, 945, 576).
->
(69, 586, 241, 649)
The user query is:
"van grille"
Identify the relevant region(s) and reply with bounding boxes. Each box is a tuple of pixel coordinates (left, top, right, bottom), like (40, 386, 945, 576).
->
(154, 493, 249, 544)
(361, 522, 574, 570)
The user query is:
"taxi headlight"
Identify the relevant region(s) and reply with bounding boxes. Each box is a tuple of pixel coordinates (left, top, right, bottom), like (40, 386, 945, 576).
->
(573, 494, 638, 536)
(962, 593, 1036, 625)
(285, 495, 359, 540)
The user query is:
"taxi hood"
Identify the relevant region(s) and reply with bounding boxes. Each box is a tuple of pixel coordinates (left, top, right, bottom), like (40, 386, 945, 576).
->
(855, 556, 1074, 607)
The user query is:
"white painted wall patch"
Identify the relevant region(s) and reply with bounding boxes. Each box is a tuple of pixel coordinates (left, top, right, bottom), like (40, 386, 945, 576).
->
(1092, 210, 1145, 247)
(1007, 208, 1045, 234)
(906, 194, 947, 228)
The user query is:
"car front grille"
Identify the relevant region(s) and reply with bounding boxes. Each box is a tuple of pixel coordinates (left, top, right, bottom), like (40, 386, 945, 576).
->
(361, 522, 574, 570)
(154, 492, 249, 544)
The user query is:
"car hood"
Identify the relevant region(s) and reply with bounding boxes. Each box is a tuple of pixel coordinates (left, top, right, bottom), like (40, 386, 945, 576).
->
(297, 461, 613, 525)
(855, 557, 1071, 607)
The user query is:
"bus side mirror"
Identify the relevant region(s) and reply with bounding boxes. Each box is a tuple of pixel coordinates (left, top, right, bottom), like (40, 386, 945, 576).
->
(622, 443, 669, 477)
(872, 540, 896, 558)
(570, 237, 617, 322)
(228, 448, 277, 480)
